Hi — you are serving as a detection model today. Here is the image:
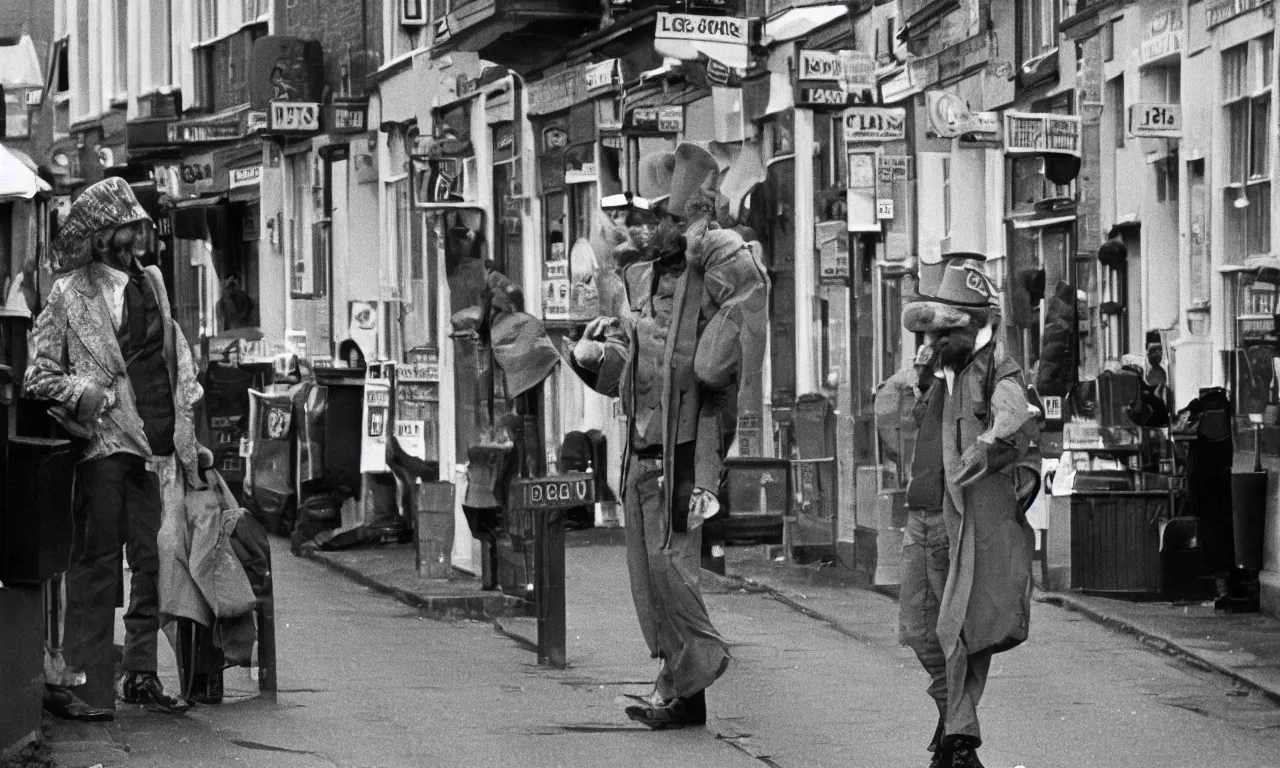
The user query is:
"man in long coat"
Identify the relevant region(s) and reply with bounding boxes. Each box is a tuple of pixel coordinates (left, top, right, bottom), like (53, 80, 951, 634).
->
(26, 177, 206, 716)
(900, 253, 1041, 768)
(568, 143, 768, 729)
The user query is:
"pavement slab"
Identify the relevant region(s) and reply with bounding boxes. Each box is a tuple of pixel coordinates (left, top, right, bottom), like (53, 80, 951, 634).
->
(45, 534, 1280, 768)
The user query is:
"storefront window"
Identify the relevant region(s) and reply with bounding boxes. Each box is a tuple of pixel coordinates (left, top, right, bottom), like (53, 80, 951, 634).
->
(492, 121, 523, 286)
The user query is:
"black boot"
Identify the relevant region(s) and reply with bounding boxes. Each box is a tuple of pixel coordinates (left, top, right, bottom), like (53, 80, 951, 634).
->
(948, 736, 985, 768)
(44, 685, 114, 722)
(121, 672, 190, 716)
(625, 689, 707, 730)
(927, 719, 946, 768)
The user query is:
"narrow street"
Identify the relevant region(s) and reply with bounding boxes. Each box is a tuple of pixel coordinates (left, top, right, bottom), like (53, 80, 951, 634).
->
(91, 541, 1280, 768)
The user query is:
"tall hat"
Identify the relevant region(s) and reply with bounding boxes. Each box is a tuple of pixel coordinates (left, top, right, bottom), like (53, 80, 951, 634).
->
(902, 252, 1000, 333)
(667, 142, 720, 220)
(637, 152, 676, 205)
(49, 177, 152, 273)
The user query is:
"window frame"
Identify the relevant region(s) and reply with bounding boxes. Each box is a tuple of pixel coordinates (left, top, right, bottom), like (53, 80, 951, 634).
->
(1222, 35, 1274, 262)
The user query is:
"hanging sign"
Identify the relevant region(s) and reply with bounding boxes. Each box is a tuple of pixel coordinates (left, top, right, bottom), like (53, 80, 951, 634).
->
(795, 50, 875, 107)
(925, 91, 1000, 138)
(1128, 103, 1182, 137)
(585, 59, 620, 95)
(876, 199, 895, 220)
(624, 105, 684, 134)
(269, 101, 320, 132)
(655, 12, 750, 69)
(328, 102, 368, 133)
(360, 362, 394, 474)
(843, 107, 906, 142)
(527, 64, 589, 116)
(229, 165, 262, 189)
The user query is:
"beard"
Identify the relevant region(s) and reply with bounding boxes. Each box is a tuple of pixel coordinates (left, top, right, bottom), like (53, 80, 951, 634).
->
(937, 336, 976, 369)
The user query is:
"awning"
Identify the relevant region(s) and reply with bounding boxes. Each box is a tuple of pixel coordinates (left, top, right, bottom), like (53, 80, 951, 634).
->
(1011, 214, 1075, 229)
(0, 144, 50, 200)
(764, 5, 848, 42)
(0, 35, 44, 88)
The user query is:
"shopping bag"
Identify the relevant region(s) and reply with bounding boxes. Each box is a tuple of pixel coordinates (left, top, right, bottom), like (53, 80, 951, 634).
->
(187, 470, 258, 619)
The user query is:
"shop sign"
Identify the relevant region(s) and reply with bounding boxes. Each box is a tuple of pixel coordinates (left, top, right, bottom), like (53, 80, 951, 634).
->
(625, 105, 684, 134)
(1004, 112, 1081, 156)
(876, 199, 894, 220)
(797, 50, 875, 99)
(269, 101, 320, 132)
(796, 85, 858, 107)
(585, 59, 619, 94)
(329, 102, 367, 133)
(842, 107, 906, 142)
(925, 91, 999, 138)
(1206, 0, 1272, 27)
(247, 111, 268, 134)
(168, 115, 244, 144)
(880, 66, 922, 104)
(179, 155, 216, 192)
(656, 13, 749, 44)
(1140, 8, 1183, 64)
(1128, 103, 1181, 137)
(527, 64, 589, 116)
(229, 164, 262, 189)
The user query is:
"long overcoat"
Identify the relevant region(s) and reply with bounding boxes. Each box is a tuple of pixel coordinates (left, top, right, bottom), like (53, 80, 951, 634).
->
(570, 227, 769, 516)
(934, 342, 1039, 662)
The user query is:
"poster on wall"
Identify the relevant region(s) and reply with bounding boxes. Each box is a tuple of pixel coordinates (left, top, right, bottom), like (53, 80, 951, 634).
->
(360, 362, 394, 474)
(544, 279, 570, 320)
(394, 348, 439, 463)
(816, 221, 849, 284)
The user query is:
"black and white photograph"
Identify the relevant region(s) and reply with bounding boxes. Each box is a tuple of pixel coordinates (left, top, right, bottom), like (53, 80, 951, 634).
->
(1, 2, 1280, 768)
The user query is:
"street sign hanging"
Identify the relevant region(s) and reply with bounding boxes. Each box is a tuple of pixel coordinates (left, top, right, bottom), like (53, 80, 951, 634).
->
(843, 107, 906, 142)
(512, 472, 597, 510)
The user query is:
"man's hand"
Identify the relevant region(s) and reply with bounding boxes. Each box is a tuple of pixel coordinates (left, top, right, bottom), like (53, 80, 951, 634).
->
(687, 487, 721, 531)
(77, 384, 115, 423)
(583, 316, 617, 341)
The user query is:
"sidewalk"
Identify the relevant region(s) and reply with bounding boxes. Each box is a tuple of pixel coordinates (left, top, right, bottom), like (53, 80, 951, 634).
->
(299, 533, 1280, 704)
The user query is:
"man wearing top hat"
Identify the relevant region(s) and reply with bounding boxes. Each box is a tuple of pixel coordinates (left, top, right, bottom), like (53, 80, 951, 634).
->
(899, 253, 1041, 768)
(568, 143, 768, 729)
(26, 177, 207, 716)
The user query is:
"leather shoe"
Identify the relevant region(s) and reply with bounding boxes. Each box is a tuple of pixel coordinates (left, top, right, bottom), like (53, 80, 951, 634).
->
(43, 685, 113, 722)
(120, 672, 190, 716)
(948, 737, 985, 768)
(625, 689, 706, 730)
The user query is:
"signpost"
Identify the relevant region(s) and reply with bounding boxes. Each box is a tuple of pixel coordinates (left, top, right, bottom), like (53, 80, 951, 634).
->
(1128, 103, 1182, 137)
(511, 471, 596, 669)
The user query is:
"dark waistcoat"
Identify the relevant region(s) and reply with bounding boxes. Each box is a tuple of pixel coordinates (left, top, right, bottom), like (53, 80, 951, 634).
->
(117, 270, 175, 457)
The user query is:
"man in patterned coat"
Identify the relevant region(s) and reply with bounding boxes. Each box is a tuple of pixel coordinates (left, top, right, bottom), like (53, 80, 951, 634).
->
(26, 177, 205, 716)
(568, 143, 768, 729)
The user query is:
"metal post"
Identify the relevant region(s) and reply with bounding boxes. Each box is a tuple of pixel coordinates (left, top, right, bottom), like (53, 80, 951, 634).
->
(535, 506, 566, 669)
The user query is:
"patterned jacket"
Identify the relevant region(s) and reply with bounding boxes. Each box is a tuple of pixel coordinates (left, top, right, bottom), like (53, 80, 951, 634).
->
(25, 260, 204, 481)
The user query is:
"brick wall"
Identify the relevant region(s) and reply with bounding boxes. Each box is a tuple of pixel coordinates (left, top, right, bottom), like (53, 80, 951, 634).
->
(279, 0, 380, 99)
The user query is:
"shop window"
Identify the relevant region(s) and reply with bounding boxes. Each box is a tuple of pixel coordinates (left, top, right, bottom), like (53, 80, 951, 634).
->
(881, 275, 905, 382)
(1099, 257, 1129, 365)
(625, 136, 677, 193)
(1109, 75, 1126, 149)
(1008, 156, 1073, 213)
(765, 155, 796, 410)
(1188, 159, 1210, 307)
(1155, 156, 1178, 203)
(1010, 224, 1073, 369)
(492, 122, 523, 285)
(1224, 36, 1274, 263)
(1020, 0, 1062, 64)
(4, 91, 29, 139)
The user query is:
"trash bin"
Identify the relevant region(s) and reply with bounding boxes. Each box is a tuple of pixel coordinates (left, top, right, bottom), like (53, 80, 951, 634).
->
(1231, 471, 1268, 570)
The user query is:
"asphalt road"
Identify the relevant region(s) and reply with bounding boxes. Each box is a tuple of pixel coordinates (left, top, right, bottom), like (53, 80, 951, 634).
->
(102, 542, 1280, 768)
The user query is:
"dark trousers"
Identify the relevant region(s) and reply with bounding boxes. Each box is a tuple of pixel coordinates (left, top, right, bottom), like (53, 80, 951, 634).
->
(64, 453, 164, 685)
(899, 506, 991, 746)
(623, 451, 730, 701)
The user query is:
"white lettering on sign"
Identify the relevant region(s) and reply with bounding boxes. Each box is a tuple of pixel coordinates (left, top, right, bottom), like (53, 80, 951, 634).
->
(269, 101, 320, 132)
(229, 165, 262, 189)
(527, 480, 590, 506)
(332, 105, 366, 132)
(801, 87, 850, 106)
(585, 59, 618, 92)
(799, 50, 842, 81)
(1129, 103, 1182, 137)
(655, 12, 749, 45)
(843, 107, 907, 142)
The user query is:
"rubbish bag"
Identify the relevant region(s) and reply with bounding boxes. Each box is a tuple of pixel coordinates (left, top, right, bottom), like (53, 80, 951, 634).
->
(186, 471, 258, 620)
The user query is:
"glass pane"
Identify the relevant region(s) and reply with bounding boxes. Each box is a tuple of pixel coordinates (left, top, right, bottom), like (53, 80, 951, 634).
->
(1250, 95, 1271, 179)
(1262, 35, 1274, 88)
(1223, 43, 1249, 101)
(1229, 101, 1249, 184)
(1249, 181, 1271, 256)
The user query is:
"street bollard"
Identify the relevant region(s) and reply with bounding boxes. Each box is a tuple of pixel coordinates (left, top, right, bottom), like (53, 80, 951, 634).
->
(512, 472, 594, 669)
